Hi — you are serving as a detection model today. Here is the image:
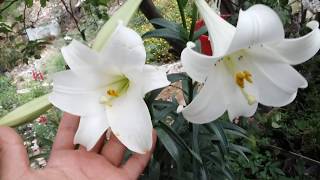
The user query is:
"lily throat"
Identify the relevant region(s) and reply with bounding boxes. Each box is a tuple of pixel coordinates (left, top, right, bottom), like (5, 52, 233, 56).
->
(222, 53, 256, 105)
(100, 75, 130, 107)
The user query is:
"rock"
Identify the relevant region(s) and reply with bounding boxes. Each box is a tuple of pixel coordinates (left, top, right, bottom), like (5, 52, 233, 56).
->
(26, 21, 61, 41)
(302, 0, 320, 13)
(161, 61, 183, 74)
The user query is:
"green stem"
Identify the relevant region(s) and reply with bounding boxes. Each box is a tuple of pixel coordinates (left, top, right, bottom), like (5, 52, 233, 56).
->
(188, 2, 198, 41)
(176, 0, 187, 30)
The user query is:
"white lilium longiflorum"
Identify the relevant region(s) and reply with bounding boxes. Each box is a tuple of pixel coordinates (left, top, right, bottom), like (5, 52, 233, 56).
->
(49, 23, 170, 153)
(181, 0, 320, 123)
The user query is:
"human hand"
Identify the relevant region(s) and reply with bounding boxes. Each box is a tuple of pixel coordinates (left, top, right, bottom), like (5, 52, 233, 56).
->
(0, 113, 157, 180)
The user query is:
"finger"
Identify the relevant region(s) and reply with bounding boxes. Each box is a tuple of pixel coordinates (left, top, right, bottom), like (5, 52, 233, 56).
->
(122, 130, 157, 178)
(51, 112, 80, 152)
(90, 133, 106, 153)
(0, 126, 29, 179)
(77, 133, 106, 153)
(101, 133, 126, 166)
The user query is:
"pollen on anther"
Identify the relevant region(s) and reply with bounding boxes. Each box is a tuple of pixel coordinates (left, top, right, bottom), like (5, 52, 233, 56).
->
(243, 70, 253, 83)
(107, 89, 119, 97)
(235, 70, 253, 88)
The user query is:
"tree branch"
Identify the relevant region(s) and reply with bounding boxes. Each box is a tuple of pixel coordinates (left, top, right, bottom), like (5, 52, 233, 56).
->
(60, 0, 86, 41)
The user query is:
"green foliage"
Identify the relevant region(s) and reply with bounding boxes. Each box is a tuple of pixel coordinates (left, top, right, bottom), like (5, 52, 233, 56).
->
(0, 75, 50, 117)
(0, 21, 12, 33)
(0, 76, 19, 115)
(142, 73, 251, 179)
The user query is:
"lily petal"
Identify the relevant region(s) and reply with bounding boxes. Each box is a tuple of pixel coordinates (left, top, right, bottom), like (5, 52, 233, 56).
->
(49, 90, 104, 116)
(243, 58, 298, 107)
(50, 70, 107, 115)
(52, 70, 109, 92)
(251, 60, 307, 92)
(245, 49, 308, 92)
(61, 40, 101, 72)
(142, 65, 170, 94)
(106, 95, 153, 154)
(195, 0, 235, 57)
(100, 23, 146, 72)
(74, 111, 109, 150)
(228, 4, 284, 53)
(181, 42, 218, 83)
(267, 21, 320, 65)
(182, 68, 227, 123)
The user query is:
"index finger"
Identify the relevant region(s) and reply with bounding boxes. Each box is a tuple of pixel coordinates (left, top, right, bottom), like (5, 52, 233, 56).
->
(51, 112, 80, 152)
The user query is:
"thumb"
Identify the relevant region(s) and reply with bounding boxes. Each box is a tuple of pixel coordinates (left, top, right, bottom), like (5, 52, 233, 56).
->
(0, 126, 30, 179)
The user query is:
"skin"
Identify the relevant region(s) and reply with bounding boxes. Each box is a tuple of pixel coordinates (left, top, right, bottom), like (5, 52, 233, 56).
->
(0, 113, 157, 180)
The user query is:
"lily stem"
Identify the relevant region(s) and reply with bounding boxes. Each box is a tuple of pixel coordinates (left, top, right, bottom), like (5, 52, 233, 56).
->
(176, 0, 187, 29)
(188, 2, 198, 41)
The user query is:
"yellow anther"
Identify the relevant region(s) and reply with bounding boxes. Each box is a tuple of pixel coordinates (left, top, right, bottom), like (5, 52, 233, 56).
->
(243, 70, 253, 83)
(235, 70, 253, 88)
(107, 89, 119, 97)
(235, 72, 245, 88)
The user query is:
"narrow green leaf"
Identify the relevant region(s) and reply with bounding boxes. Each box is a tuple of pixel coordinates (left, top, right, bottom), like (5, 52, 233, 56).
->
(229, 143, 251, 162)
(92, 0, 143, 51)
(180, 0, 188, 8)
(192, 124, 208, 180)
(204, 122, 229, 154)
(176, 0, 187, 29)
(142, 28, 187, 42)
(159, 121, 203, 164)
(156, 126, 182, 173)
(220, 121, 247, 135)
(167, 73, 189, 83)
(222, 166, 234, 180)
(0, 22, 13, 33)
(149, 18, 182, 32)
(153, 106, 177, 122)
(172, 113, 186, 131)
(25, 0, 33, 7)
(40, 0, 46, 7)
(189, 2, 198, 40)
(192, 26, 208, 41)
(224, 129, 249, 140)
(0, 94, 52, 127)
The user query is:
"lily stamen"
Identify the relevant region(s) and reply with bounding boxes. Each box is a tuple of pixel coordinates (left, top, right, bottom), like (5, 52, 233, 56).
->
(107, 89, 119, 97)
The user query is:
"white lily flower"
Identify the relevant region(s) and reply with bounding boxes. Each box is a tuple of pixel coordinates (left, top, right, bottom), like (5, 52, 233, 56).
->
(49, 23, 170, 153)
(181, 0, 320, 123)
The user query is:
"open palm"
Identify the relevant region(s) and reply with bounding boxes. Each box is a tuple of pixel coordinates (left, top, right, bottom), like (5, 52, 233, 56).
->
(0, 113, 156, 180)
